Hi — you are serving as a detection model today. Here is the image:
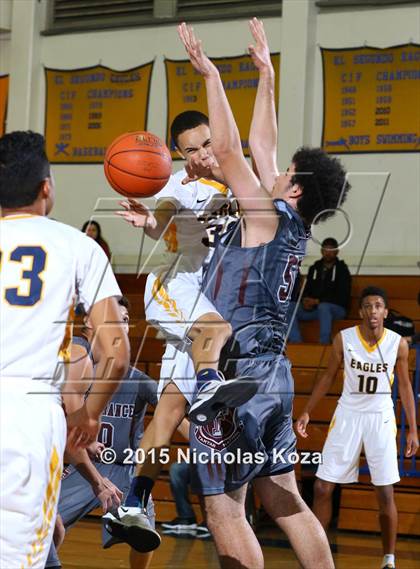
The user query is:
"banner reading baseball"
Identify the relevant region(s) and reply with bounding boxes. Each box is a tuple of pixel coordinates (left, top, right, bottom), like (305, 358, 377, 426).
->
(44, 63, 154, 163)
(165, 53, 280, 159)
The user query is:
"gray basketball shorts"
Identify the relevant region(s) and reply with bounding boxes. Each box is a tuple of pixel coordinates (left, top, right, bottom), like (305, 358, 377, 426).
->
(45, 462, 155, 568)
(190, 354, 296, 496)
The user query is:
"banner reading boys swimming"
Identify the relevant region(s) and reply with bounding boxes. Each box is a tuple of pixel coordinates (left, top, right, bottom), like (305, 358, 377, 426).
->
(0, 75, 9, 136)
(321, 45, 420, 153)
(165, 54, 280, 159)
(45, 63, 154, 163)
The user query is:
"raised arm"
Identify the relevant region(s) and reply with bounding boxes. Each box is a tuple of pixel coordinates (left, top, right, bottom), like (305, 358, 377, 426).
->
(295, 333, 343, 438)
(395, 338, 419, 457)
(178, 23, 278, 241)
(248, 18, 279, 193)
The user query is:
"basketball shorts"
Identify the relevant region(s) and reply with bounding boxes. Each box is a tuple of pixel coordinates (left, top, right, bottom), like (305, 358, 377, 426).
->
(45, 462, 156, 567)
(145, 268, 220, 404)
(0, 378, 66, 569)
(190, 354, 296, 495)
(144, 268, 220, 341)
(316, 404, 400, 486)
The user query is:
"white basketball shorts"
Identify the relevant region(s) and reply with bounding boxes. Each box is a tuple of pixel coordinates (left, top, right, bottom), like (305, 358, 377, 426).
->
(0, 378, 66, 568)
(144, 268, 220, 341)
(316, 404, 400, 486)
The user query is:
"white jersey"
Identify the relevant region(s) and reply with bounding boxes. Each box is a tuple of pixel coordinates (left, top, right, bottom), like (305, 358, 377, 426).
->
(153, 168, 234, 274)
(339, 325, 401, 412)
(0, 214, 121, 388)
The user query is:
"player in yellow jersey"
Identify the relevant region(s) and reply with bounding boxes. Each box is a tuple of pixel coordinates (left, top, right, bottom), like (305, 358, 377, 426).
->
(0, 131, 129, 568)
(296, 286, 419, 569)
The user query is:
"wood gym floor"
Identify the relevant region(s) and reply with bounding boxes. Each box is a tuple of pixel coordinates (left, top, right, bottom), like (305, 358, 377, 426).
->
(58, 519, 420, 568)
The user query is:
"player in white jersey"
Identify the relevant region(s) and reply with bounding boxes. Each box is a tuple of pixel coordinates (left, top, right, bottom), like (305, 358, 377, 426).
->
(109, 112, 257, 551)
(0, 131, 130, 568)
(296, 286, 419, 569)
(117, 111, 255, 423)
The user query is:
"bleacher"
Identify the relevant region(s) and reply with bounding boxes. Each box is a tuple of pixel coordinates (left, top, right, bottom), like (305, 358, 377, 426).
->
(111, 274, 420, 535)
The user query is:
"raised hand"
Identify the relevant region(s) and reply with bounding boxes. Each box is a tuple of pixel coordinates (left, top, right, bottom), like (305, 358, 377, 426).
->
(248, 17, 273, 73)
(182, 154, 225, 185)
(178, 22, 218, 77)
(115, 198, 157, 229)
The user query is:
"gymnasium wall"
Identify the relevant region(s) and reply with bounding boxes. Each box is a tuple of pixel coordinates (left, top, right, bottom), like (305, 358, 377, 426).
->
(1, 1, 419, 275)
(309, 5, 420, 274)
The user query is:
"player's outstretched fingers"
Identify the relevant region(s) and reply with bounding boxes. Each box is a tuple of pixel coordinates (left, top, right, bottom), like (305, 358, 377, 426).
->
(177, 22, 190, 50)
(248, 18, 272, 72)
(250, 17, 266, 43)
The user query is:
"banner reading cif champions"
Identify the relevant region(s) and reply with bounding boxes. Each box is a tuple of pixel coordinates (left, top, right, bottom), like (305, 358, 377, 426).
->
(165, 53, 280, 159)
(321, 44, 420, 153)
(45, 63, 154, 164)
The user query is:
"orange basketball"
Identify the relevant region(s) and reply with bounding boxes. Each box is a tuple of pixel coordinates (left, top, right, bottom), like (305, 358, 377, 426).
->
(104, 131, 172, 198)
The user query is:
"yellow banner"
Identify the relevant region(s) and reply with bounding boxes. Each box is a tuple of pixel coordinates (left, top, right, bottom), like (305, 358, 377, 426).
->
(0, 75, 9, 137)
(165, 54, 280, 158)
(45, 63, 154, 163)
(322, 45, 420, 153)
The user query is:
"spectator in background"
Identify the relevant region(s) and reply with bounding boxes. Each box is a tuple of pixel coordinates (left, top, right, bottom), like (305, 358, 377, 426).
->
(82, 220, 112, 260)
(288, 237, 351, 344)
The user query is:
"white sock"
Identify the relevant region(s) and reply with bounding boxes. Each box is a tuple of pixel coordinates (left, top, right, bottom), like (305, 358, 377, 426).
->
(382, 554, 395, 568)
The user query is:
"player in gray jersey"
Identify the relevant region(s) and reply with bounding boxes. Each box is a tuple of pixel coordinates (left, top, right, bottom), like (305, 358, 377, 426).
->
(111, 20, 350, 563)
(45, 297, 158, 569)
(178, 19, 351, 569)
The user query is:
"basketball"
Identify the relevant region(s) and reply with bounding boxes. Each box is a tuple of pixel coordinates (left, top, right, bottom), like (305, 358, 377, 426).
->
(104, 131, 172, 198)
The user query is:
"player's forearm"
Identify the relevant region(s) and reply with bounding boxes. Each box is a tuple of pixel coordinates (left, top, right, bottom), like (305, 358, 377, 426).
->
(145, 214, 170, 240)
(249, 68, 279, 193)
(399, 381, 418, 433)
(145, 204, 177, 240)
(204, 71, 242, 162)
(204, 71, 276, 222)
(67, 447, 103, 487)
(85, 369, 126, 418)
(86, 334, 130, 418)
(144, 223, 163, 240)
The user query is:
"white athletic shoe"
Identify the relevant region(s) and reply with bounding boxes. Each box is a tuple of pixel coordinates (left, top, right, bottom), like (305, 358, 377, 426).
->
(188, 374, 258, 425)
(103, 506, 161, 553)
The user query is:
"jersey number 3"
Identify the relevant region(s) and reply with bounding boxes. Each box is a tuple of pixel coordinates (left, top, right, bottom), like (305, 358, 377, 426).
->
(1, 246, 46, 306)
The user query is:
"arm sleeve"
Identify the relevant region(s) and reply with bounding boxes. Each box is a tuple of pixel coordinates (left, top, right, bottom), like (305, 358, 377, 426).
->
(75, 235, 121, 311)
